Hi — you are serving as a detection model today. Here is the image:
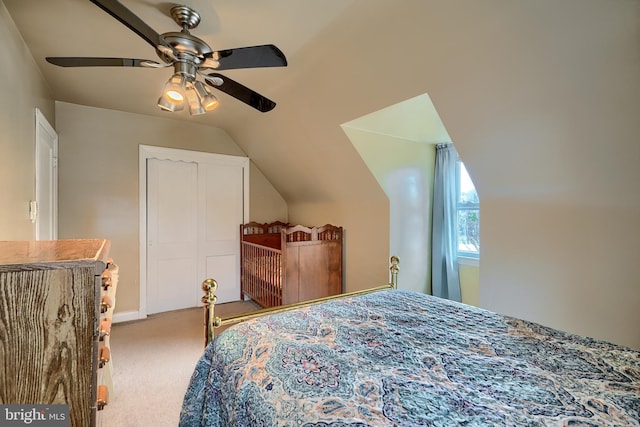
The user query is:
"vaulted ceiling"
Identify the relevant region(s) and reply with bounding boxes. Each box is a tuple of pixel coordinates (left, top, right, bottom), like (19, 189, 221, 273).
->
(5, 0, 443, 205)
(6, 0, 639, 209)
(3, 0, 356, 130)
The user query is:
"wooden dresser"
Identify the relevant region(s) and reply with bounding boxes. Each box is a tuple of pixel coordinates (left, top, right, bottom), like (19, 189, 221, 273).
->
(0, 239, 115, 427)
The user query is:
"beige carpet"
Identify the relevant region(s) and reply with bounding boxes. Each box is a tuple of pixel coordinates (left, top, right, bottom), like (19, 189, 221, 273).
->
(101, 301, 260, 427)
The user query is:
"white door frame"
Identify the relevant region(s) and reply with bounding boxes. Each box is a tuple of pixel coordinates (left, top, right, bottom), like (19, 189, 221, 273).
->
(35, 108, 58, 240)
(139, 145, 249, 319)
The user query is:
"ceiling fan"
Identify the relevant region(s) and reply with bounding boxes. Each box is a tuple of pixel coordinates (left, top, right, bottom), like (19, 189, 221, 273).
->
(46, 0, 287, 114)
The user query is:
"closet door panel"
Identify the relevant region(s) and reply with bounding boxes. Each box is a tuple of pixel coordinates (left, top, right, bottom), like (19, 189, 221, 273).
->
(199, 163, 243, 304)
(147, 158, 198, 314)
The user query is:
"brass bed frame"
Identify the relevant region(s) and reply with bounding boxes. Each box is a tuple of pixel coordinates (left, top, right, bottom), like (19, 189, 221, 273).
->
(201, 256, 400, 346)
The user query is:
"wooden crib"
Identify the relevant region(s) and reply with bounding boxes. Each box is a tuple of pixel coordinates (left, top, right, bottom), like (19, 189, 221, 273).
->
(240, 222, 344, 308)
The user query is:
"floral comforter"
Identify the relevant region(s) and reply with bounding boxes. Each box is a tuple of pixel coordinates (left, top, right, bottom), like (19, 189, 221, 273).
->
(179, 290, 640, 426)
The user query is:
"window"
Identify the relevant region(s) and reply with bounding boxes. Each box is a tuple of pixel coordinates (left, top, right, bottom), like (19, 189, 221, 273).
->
(457, 161, 480, 258)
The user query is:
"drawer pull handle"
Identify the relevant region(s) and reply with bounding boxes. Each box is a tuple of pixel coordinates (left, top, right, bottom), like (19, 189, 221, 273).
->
(98, 345, 111, 368)
(101, 270, 112, 290)
(99, 318, 112, 341)
(97, 385, 109, 410)
(100, 295, 113, 314)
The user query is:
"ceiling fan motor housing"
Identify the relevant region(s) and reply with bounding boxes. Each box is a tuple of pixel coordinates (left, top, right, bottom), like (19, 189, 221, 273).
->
(158, 33, 212, 63)
(154, 6, 213, 71)
(170, 5, 201, 30)
(173, 60, 198, 81)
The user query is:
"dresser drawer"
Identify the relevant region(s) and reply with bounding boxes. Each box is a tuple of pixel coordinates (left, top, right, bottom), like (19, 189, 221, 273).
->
(97, 260, 118, 419)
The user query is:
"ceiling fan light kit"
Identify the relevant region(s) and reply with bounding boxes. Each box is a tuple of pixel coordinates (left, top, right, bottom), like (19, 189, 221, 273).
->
(157, 74, 186, 112)
(185, 85, 205, 115)
(194, 81, 219, 111)
(157, 60, 219, 115)
(46, 0, 287, 114)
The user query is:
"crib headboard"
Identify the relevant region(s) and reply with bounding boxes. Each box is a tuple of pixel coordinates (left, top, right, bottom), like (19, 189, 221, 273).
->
(241, 222, 343, 248)
(240, 221, 289, 250)
(282, 224, 343, 243)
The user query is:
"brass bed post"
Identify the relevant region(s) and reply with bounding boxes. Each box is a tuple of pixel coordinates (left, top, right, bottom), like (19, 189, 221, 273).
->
(390, 255, 399, 289)
(202, 256, 400, 346)
(201, 278, 221, 346)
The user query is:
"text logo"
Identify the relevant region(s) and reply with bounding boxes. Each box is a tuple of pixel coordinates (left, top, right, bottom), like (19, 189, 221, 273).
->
(0, 405, 68, 426)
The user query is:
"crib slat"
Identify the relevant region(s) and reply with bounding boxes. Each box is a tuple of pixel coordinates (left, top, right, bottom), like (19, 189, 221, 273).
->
(241, 240, 282, 308)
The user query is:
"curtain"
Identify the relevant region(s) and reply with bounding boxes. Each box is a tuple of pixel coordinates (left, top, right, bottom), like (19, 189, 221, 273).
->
(431, 143, 462, 302)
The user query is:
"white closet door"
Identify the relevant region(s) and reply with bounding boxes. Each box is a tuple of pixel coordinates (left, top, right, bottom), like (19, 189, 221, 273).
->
(199, 163, 244, 304)
(147, 158, 199, 314)
(146, 153, 245, 314)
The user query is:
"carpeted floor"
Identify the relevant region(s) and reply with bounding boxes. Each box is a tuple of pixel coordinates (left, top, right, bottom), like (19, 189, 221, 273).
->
(100, 301, 260, 426)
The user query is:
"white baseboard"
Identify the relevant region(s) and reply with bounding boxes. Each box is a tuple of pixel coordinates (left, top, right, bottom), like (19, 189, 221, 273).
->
(112, 310, 146, 324)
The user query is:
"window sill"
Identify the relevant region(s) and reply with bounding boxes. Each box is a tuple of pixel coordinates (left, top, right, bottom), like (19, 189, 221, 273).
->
(457, 256, 479, 267)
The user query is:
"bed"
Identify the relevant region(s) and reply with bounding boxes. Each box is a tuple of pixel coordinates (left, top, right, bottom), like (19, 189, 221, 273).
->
(240, 222, 344, 308)
(181, 259, 640, 426)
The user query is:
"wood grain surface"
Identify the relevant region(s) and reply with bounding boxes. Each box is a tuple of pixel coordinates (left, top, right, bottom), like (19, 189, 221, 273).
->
(0, 239, 110, 427)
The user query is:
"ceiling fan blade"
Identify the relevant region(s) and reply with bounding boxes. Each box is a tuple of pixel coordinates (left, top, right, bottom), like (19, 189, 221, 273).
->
(46, 57, 162, 68)
(204, 73, 276, 112)
(90, 0, 169, 49)
(204, 45, 287, 70)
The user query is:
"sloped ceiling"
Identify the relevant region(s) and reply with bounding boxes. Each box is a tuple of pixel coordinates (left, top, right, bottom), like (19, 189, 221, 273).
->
(3, 0, 407, 205)
(342, 93, 451, 145)
(2, 0, 355, 131)
(4, 0, 640, 209)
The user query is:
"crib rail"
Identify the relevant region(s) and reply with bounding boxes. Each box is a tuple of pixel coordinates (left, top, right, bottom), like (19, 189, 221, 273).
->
(241, 241, 282, 307)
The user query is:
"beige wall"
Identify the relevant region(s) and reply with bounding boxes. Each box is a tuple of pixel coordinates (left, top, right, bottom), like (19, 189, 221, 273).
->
(481, 200, 640, 348)
(230, 114, 392, 292)
(343, 127, 436, 294)
(0, 2, 54, 239)
(422, 1, 640, 349)
(55, 102, 286, 315)
(343, 125, 480, 306)
(396, 1, 640, 350)
(228, 0, 640, 349)
(250, 165, 288, 223)
(459, 263, 480, 307)
(289, 199, 389, 292)
(2, 0, 639, 349)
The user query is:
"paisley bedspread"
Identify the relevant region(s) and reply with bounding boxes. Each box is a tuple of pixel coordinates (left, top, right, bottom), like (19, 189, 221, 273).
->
(179, 290, 640, 426)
